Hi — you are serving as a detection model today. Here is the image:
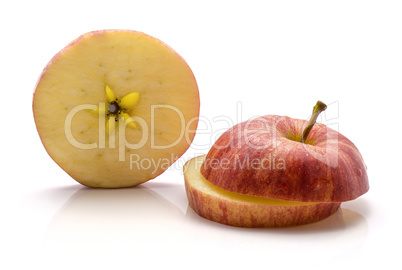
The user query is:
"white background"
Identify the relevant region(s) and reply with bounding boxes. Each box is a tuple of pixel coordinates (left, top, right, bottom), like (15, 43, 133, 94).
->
(1, 1, 401, 269)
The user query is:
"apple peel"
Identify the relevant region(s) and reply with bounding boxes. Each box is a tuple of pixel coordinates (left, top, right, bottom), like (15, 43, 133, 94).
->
(201, 115, 369, 203)
(184, 155, 341, 227)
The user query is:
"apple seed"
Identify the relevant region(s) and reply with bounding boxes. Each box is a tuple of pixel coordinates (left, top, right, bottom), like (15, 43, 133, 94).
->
(108, 102, 120, 115)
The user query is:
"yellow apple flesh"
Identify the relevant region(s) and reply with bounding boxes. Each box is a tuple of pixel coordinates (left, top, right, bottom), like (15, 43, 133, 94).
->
(184, 155, 341, 227)
(33, 30, 200, 188)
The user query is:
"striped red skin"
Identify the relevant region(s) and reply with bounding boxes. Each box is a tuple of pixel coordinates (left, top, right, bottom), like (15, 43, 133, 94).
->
(184, 168, 341, 227)
(200, 115, 369, 203)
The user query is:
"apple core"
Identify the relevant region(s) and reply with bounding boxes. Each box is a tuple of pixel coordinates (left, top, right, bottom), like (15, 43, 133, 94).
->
(108, 102, 120, 115)
(97, 85, 140, 130)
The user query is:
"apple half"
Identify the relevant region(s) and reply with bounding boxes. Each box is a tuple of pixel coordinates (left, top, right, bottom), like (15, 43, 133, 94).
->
(33, 30, 200, 188)
(184, 111, 369, 227)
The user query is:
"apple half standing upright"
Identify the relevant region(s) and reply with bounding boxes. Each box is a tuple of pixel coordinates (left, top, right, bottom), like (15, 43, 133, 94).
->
(33, 30, 200, 188)
(184, 101, 369, 227)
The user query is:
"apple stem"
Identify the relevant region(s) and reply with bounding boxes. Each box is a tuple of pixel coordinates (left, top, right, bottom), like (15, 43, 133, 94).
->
(301, 101, 327, 144)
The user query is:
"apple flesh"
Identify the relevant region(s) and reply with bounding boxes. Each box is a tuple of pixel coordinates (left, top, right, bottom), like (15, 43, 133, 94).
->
(33, 30, 199, 188)
(184, 155, 341, 227)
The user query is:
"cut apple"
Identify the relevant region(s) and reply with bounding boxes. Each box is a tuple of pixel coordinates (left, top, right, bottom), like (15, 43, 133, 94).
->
(184, 155, 341, 227)
(185, 102, 368, 227)
(33, 30, 200, 188)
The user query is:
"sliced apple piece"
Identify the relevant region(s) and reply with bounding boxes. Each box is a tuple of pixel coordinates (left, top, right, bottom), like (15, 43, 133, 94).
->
(33, 30, 200, 188)
(184, 155, 341, 227)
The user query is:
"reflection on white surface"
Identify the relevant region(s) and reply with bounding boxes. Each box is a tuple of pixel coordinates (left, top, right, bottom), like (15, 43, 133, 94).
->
(185, 202, 369, 263)
(46, 184, 185, 247)
(45, 181, 369, 269)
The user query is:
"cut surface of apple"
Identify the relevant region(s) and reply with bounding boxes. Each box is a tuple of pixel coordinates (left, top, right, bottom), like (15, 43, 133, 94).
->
(33, 30, 200, 188)
(184, 155, 341, 227)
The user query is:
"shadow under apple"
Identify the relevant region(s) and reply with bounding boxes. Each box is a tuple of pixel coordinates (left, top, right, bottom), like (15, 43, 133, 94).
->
(184, 199, 369, 263)
(45, 184, 185, 247)
(43, 182, 370, 268)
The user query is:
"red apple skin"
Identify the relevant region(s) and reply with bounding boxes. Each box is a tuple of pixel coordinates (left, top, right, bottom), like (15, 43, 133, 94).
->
(184, 171, 341, 227)
(201, 115, 369, 203)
